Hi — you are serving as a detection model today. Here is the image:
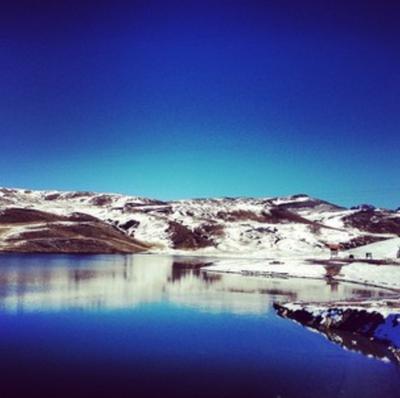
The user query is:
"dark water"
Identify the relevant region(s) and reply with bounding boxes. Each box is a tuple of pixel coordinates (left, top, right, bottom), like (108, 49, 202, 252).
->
(0, 254, 398, 398)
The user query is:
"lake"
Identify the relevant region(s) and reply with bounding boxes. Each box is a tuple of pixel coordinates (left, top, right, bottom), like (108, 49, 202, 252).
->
(0, 254, 398, 398)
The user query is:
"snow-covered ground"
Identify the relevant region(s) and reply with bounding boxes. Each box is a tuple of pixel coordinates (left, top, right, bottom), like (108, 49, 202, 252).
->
(204, 258, 327, 279)
(205, 259, 400, 290)
(337, 262, 400, 290)
(1, 187, 399, 258)
(203, 238, 400, 291)
(347, 237, 400, 259)
(281, 298, 400, 319)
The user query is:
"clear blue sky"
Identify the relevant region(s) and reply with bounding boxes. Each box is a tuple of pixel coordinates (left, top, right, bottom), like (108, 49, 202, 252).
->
(1, 1, 399, 208)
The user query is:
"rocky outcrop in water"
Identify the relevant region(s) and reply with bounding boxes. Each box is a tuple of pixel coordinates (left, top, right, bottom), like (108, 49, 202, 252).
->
(274, 300, 400, 365)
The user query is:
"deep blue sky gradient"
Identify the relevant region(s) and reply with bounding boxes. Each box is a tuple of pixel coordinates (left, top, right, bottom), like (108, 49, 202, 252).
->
(1, 1, 399, 208)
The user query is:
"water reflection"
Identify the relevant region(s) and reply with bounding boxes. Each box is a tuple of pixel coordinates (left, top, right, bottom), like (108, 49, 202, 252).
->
(0, 254, 389, 314)
(275, 306, 400, 366)
(319, 327, 400, 365)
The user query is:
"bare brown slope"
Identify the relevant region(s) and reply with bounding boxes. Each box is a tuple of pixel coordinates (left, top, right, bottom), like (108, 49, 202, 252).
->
(343, 209, 400, 234)
(167, 221, 217, 250)
(0, 208, 150, 254)
(0, 208, 70, 223)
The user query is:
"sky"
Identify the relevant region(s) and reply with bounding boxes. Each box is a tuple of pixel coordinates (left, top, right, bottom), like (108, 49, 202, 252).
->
(1, 1, 399, 208)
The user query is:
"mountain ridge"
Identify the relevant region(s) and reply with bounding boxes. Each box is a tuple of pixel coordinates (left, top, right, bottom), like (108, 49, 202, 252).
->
(0, 187, 399, 255)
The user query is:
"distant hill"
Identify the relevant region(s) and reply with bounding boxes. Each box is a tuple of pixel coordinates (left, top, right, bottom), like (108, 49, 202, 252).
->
(0, 187, 399, 255)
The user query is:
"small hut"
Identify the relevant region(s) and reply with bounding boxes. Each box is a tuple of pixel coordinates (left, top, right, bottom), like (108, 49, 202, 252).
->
(327, 243, 341, 259)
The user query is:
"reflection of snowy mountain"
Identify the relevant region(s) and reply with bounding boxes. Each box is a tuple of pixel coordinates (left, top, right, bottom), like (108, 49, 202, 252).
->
(1, 188, 400, 256)
(0, 254, 385, 314)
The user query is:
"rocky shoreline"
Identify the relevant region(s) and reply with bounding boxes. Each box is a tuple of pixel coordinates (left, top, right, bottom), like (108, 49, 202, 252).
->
(274, 299, 400, 365)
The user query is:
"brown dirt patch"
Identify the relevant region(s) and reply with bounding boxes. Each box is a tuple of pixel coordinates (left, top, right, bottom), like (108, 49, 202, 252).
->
(0, 208, 70, 224)
(167, 221, 216, 249)
(343, 210, 400, 234)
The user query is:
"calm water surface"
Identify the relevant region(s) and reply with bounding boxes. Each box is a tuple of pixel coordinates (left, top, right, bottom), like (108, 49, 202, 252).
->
(0, 254, 398, 398)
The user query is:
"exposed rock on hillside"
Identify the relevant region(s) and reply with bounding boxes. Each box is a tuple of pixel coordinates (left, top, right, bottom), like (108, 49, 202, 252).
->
(343, 209, 400, 234)
(0, 188, 399, 255)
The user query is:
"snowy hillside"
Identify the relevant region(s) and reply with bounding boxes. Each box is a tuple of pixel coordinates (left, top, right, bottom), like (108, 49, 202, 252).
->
(0, 187, 399, 255)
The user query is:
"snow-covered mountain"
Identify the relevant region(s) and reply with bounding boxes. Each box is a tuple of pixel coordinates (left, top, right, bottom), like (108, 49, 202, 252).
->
(0, 187, 399, 255)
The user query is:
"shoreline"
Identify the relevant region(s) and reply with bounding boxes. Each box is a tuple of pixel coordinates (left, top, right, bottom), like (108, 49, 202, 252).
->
(203, 267, 400, 294)
(200, 257, 400, 291)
